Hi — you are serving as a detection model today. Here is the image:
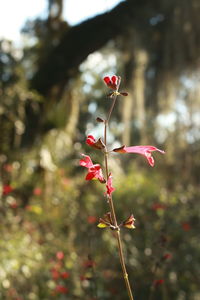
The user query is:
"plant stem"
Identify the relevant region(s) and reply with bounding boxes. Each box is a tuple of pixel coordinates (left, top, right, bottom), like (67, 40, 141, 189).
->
(103, 78, 134, 300)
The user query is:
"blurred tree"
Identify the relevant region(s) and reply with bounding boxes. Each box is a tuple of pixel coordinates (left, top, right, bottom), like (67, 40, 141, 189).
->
(28, 0, 200, 149)
(32, 0, 200, 94)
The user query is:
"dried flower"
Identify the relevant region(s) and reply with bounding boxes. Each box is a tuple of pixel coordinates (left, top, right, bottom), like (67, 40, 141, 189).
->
(122, 214, 136, 229)
(97, 212, 118, 230)
(97, 212, 113, 229)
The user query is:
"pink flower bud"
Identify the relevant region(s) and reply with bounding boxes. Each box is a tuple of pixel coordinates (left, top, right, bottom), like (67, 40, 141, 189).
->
(103, 75, 119, 90)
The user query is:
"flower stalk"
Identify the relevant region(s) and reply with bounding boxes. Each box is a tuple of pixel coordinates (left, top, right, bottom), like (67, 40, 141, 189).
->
(80, 74, 165, 300)
(103, 78, 134, 300)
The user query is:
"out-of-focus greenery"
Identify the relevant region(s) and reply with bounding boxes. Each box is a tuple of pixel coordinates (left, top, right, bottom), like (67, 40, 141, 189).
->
(1, 1, 200, 299)
(1, 151, 200, 299)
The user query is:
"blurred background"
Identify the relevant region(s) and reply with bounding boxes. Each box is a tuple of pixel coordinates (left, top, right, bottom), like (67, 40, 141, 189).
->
(0, 0, 200, 299)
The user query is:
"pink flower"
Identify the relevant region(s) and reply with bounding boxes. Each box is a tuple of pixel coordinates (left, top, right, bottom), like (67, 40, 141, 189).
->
(152, 203, 167, 211)
(3, 184, 13, 195)
(56, 251, 64, 260)
(113, 145, 165, 167)
(3, 164, 13, 172)
(79, 154, 93, 168)
(83, 259, 95, 268)
(162, 253, 172, 261)
(80, 275, 87, 281)
(87, 216, 97, 224)
(33, 187, 42, 196)
(61, 271, 70, 279)
(10, 201, 18, 209)
(51, 269, 60, 280)
(182, 222, 191, 231)
(86, 135, 105, 150)
(55, 285, 68, 294)
(79, 154, 105, 183)
(103, 75, 118, 90)
(153, 279, 164, 287)
(86, 135, 96, 146)
(106, 174, 115, 196)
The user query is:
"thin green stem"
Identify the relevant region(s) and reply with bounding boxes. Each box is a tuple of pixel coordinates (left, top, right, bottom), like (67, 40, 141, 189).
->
(103, 77, 134, 300)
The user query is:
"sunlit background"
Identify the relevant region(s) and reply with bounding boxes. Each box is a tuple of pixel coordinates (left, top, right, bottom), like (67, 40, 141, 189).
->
(0, 0, 122, 42)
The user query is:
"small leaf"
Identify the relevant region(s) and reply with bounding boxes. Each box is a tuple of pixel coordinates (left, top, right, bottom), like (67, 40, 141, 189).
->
(124, 223, 135, 229)
(97, 223, 109, 228)
(107, 92, 115, 98)
(112, 145, 126, 153)
(96, 117, 104, 123)
(120, 92, 128, 96)
(93, 138, 105, 150)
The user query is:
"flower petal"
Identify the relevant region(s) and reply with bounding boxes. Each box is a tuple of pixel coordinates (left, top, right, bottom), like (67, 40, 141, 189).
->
(79, 154, 94, 168)
(103, 76, 111, 84)
(112, 145, 165, 167)
(103, 75, 118, 90)
(111, 75, 118, 84)
(86, 135, 96, 146)
(106, 174, 115, 196)
(85, 172, 96, 181)
(145, 151, 155, 167)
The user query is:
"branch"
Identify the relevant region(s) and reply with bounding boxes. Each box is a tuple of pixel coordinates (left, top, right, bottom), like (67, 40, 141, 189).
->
(31, 0, 149, 95)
